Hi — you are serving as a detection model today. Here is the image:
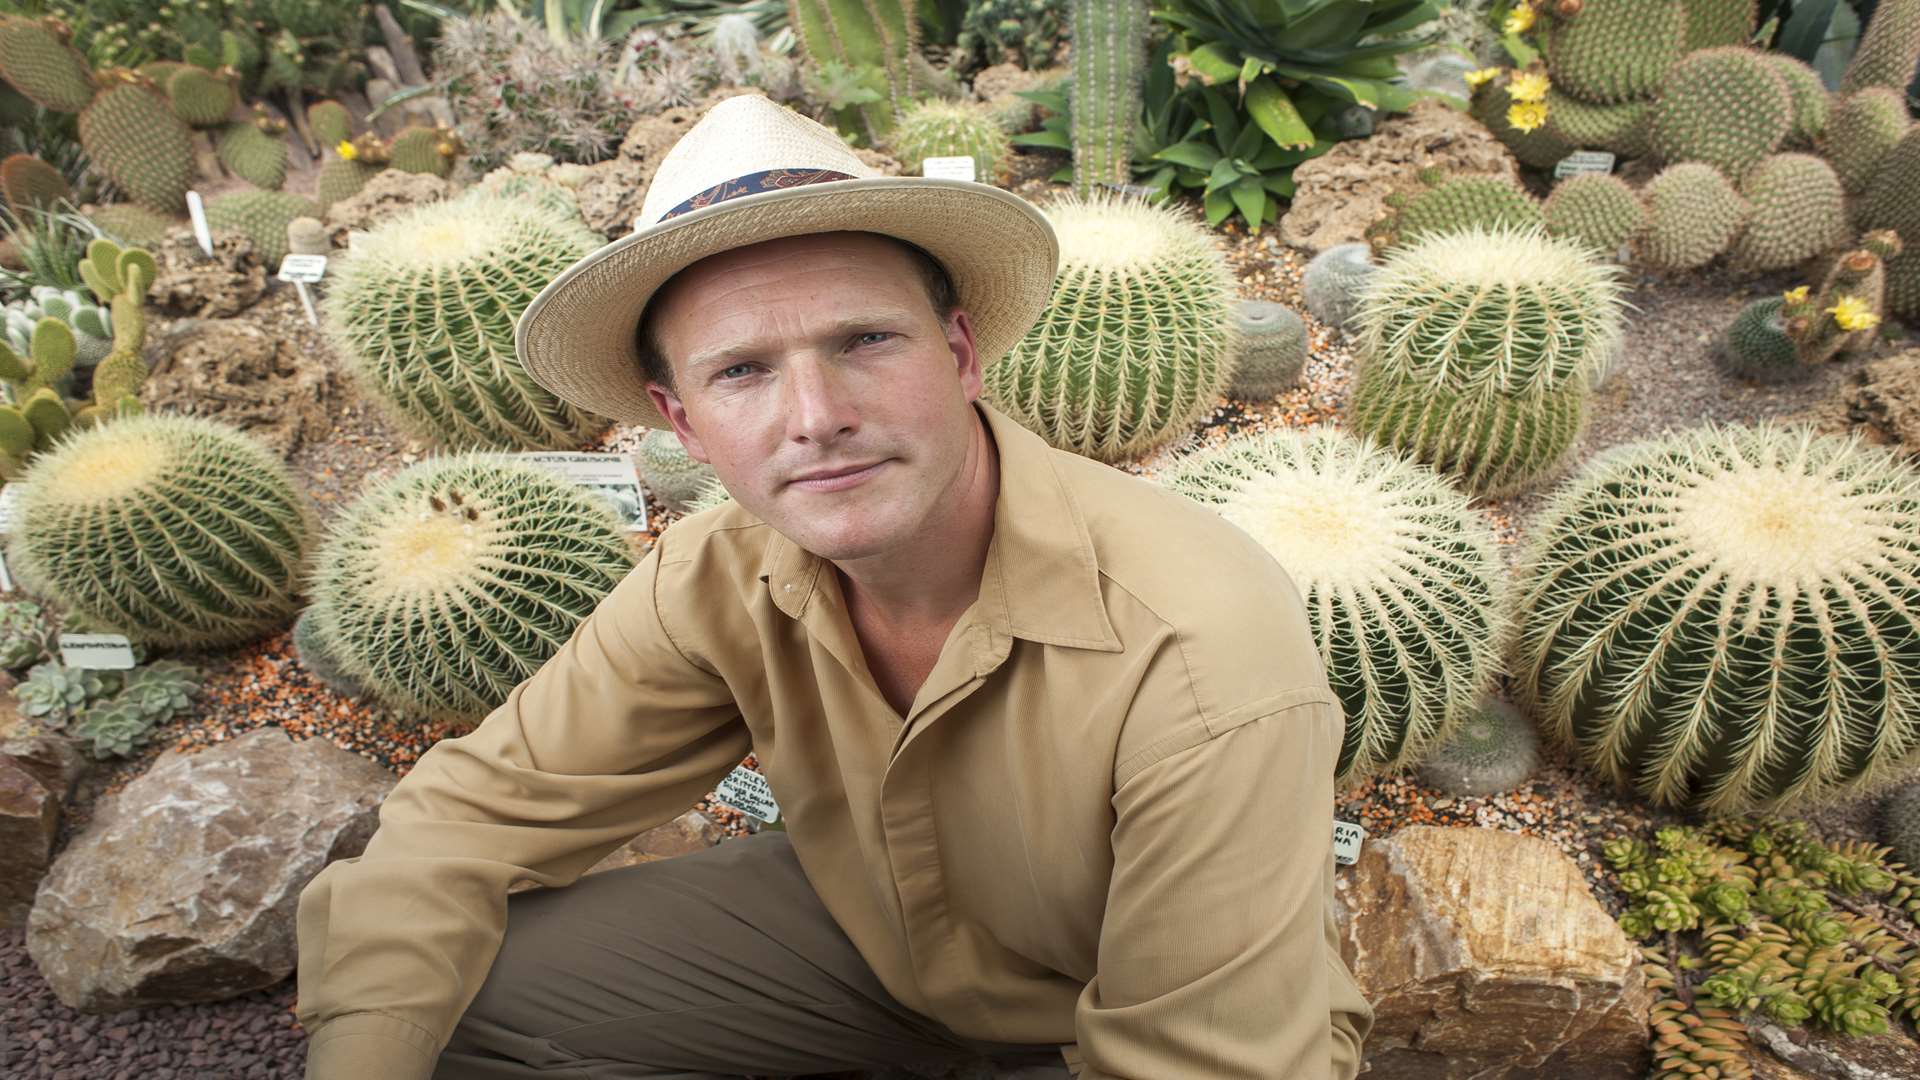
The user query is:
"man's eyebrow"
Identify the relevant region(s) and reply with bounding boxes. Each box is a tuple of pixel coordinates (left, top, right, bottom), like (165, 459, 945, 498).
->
(681, 308, 923, 376)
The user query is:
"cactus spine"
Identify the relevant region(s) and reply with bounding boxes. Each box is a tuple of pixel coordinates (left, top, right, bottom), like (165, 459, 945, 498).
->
(636, 429, 720, 515)
(1157, 428, 1506, 784)
(1509, 424, 1920, 814)
(1067, 0, 1147, 197)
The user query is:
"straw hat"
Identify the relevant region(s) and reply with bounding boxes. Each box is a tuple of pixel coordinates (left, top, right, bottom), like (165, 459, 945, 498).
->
(515, 94, 1060, 429)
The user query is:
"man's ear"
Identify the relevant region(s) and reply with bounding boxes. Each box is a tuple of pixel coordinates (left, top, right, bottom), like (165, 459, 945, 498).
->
(944, 308, 983, 403)
(645, 382, 713, 464)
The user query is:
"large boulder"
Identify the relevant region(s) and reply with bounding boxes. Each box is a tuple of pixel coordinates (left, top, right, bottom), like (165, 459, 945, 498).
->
(1279, 99, 1521, 253)
(1335, 825, 1651, 1078)
(26, 727, 394, 1010)
(0, 734, 88, 927)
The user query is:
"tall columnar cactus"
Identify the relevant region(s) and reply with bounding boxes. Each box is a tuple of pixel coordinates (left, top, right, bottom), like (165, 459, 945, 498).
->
(1508, 424, 1920, 814)
(890, 99, 1014, 181)
(1067, 0, 1147, 197)
(0, 17, 95, 112)
(321, 190, 610, 451)
(636, 428, 720, 515)
(1349, 226, 1628, 496)
(77, 77, 195, 215)
(1156, 427, 1506, 784)
(1301, 243, 1376, 331)
(1729, 153, 1850, 272)
(1823, 88, 1910, 195)
(1638, 162, 1749, 271)
(789, 0, 920, 145)
(983, 195, 1237, 463)
(1369, 172, 1544, 252)
(206, 190, 321, 269)
(309, 455, 634, 718)
(1648, 48, 1794, 182)
(1545, 0, 1688, 104)
(1226, 300, 1307, 400)
(1841, 0, 1920, 95)
(1544, 173, 1646, 256)
(5, 415, 312, 647)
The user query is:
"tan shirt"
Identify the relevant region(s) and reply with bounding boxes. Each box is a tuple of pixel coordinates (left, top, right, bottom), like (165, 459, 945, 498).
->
(296, 403, 1373, 1079)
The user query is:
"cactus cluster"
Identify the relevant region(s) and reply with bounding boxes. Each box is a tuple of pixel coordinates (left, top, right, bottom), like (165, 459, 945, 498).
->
(635, 428, 719, 515)
(889, 99, 1013, 181)
(1301, 243, 1375, 331)
(206, 189, 320, 269)
(6, 414, 312, 647)
(1638, 162, 1748, 272)
(1729, 152, 1849, 272)
(1414, 697, 1542, 797)
(984, 195, 1237, 463)
(1156, 427, 1506, 784)
(1510, 424, 1920, 814)
(321, 189, 610, 451)
(1542, 172, 1645, 255)
(1226, 300, 1308, 400)
(308, 455, 634, 718)
(1350, 226, 1628, 496)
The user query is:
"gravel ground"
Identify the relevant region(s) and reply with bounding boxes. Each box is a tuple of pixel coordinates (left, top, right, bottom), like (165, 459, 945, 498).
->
(7, 161, 1916, 1074)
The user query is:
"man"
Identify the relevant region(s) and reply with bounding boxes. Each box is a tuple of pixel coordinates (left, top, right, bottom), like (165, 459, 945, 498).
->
(296, 94, 1372, 1080)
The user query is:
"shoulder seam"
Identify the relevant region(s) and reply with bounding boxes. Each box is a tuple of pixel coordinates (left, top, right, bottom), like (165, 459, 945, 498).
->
(1113, 687, 1336, 789)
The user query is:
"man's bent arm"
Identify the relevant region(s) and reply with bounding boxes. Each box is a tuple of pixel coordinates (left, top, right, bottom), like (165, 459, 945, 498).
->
(297, 548, 749, 1079)
(1072, 697, 1372, 1079)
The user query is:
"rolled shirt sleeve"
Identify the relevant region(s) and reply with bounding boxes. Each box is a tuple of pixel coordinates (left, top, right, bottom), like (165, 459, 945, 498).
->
(296, 546, 751, 1080)
(1071, 697, 1373, 1080)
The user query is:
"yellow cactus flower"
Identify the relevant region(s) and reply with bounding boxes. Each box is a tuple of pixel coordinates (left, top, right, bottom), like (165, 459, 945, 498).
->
(1782, 286, 1809, 304)
(1507, 70, 1550, 103)
(1465, 67, 1501, 89)
(1508, 101, 1549, 133)
(1827, 295, 1880, 332)
(337, 139, 358, 161)
(1504, 4, 1537, 34)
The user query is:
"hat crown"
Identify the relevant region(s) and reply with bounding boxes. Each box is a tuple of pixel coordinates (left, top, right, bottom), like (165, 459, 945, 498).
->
(637, 95, 881, 226)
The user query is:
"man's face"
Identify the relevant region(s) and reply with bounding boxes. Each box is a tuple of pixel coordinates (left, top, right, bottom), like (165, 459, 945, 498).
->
(645, 232, 985, 562)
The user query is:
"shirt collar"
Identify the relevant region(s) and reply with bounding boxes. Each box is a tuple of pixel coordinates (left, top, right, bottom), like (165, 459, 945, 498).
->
(758, 402, 1120, 652)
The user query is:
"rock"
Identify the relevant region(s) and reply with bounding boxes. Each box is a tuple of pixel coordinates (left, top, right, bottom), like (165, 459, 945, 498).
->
(1335, 825, 1651, 1079)
(149, 226, 269, 317)
(1, 733, 90, 800)
(322, 167, 450, 245)
(1800, 348, 1920, 458)
(1, 752, 59, 927)
(144, 319, 339, 458)
(26, 728, 394, 1010)
(1280, 99, 1521, 254)
(586, 810, 724, 874)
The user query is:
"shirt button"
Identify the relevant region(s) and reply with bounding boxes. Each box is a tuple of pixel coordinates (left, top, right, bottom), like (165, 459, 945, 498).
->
(783, 583, 793, 591)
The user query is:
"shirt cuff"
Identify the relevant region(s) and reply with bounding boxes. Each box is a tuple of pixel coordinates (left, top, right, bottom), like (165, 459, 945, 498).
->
(304, 1012, 440, 1080)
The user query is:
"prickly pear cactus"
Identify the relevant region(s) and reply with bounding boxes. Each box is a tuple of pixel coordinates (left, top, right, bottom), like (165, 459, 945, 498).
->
(0, 16, 96, 113)
(216, 111, 290, 190)
(1638, 162, 1749, 272)
(1509, 423, 1920, 814)
(309, 454, 634, 718)
(206, 189, 321, 269)
(1841, 0, 1920, 95)
(1823, 88, 1909, 195)
(1156, 427, 1506, 784)
(77, 77, 195, 214)
(1647, 47, 1793, 182)
(1544, 0, 1688, 105)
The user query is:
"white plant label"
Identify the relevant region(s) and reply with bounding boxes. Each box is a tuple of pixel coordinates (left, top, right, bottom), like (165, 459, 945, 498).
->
(277, 254, 328, 283)
(501, 451, 648, 533)
(1554, 150, 1617, 179)
(1332, 820, 1367, 866)
(293, 282, 319, 326)
(0, 550, 12, 593)
(0, 483, 21, 534)
(59, 633, 137, 670)
(714, 765, 780, 822)
(921, 156, 978, 182)
(185, 190, 213, 256)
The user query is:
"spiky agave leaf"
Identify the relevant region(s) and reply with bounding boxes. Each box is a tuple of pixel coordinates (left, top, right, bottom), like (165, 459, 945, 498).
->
(1509, 423, 1920, 815)
(310, 454, 634, 718)
(1157, 427, 1506, 783)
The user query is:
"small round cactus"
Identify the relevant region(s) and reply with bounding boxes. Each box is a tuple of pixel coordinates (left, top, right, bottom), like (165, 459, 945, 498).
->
(1372, 173, 1543, 252)
(1226, 301, 1307, 400)
(890, 99, 1013, 182)
(1729, 153, 1850, 273)
(1883, 782, 1920, 873)
(1156, 427, 1506, 784)
(310, 454, 635, 718)
(6, 414, 313, 647)
(1301, 243, 1375, 331)
(1415, 697, 1542, 797)
(1638, 163, 1749, 272)
(1648, 48, 1794, 182)
(321, 189, 609, 451)
(985, 195, 1237, 464)
(636, 428, 719, 515)
(1717, 296, 1807, 383)
(1509, 424, 1920, 814)
(1543, 173, 1646, 257)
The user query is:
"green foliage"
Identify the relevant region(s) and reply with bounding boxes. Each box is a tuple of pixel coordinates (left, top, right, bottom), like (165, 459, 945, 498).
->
(1544, 0, 1688, 104)
(1823, 88, 1909, 195)
(13, 660, 116, 730)
(1414, 697, 1541, 796)
(0, 16, 96, 113)
(76, 78, 193, 215)
(205, 189, 318, 269)
(1067, 0, 1147, 197)
(214, 110, 287, 190)
(0, 600, 53, 670)
(1730, 152, 1850, 272)
(1840, 0, 1920, 95)
(8, 414, 312, 647)
(955, 0, 1064, 69)
(310, 454, 634, 718)
(1350, 226, 1626, 495)
(320, 189, 609, 451)
(69, 659, 198, 758)
(1543, 172, 1646, 255)
(1301, 242, 1375, 331)
(1638, 161, 1749, 271)
(1648, 47, 1795, 182)
(1510, 424, 1920, 814)
(635, 428, 719, 515)
(1369, 173, 1545, 252)
(789, 0, 919, 145)
(1157, 427, 1506, 784)
(1718, 296, 1807, 382)
(1226, 299, 1307, 399)
(983, 195, 1237, 463)
(889, 98, 1012, 179)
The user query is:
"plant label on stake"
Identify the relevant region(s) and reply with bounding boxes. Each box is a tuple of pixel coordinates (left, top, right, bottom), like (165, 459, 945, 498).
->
(714, 765, 780, 823)
(1553, 150, 1616, 179)
(492, 451, 649, 533)
(59, 633, 137, 670)
(1332, 820, 1366, 866)
(185, 190, 214, 256)
(278, 254, 328, 326)
(0, 483, 21, 535)
(921, 156, 978, 182)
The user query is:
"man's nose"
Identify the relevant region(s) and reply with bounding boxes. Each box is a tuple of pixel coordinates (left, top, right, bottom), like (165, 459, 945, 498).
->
(783, 358, 858, 445)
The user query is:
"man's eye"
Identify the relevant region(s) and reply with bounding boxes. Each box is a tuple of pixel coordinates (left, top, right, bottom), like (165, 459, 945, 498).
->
(718, 363, 756, 380)
(854, 332, 893, 347)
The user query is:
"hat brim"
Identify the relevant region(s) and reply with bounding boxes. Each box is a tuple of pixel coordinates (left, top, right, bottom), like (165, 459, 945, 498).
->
(516, 177, 1059, 429)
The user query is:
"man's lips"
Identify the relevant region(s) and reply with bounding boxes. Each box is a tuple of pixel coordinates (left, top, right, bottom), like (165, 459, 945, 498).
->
(787, 461, 888, 491)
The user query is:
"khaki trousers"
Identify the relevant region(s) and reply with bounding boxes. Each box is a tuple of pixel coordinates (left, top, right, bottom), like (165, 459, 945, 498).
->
(435, 831, 1074, 1079)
